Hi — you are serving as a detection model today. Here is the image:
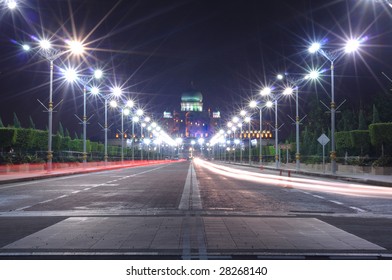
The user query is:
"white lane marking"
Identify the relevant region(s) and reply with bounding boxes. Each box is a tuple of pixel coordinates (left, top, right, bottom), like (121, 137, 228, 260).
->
(312, 195, 325, 199)
(179, 162, 202, 210)
(15, 205, 33, 211)
(350, 206, 367, 212)
(329, 200, 343, 205)
(12, 165, 169, 211)
(0, 163, 171, 190)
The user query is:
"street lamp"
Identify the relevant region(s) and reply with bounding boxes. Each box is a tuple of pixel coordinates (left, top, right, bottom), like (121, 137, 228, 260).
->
(244, 116, 251, 164)
(308, 37, 363, 174)
(279, 70, 321, 171)
(140, 114, 150, 161)
(5, 0, 17, 10)
(110, 97, 133, 163)
(23, 37, 84, 170)
(90, 80, 119, 164)
(131, 115, 139, 161)
(249, 100, 266, 164)
(71, 69, 103, 164)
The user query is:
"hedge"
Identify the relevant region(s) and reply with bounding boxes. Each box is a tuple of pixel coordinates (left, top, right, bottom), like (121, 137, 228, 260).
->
(335, 131, 352, 156)
(350, 130, 370, 156)
(369, 123, 392, 155)
(0, 128, 17, 148)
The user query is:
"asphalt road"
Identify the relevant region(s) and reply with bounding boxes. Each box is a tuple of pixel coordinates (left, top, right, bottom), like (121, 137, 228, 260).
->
(0, 159, 392, 259)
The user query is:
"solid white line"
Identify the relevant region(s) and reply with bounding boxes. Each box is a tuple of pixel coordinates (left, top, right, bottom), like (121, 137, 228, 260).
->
(179, 164, 192, 210)
(312, 195, 325, 199)
(179, 162, 202, 210)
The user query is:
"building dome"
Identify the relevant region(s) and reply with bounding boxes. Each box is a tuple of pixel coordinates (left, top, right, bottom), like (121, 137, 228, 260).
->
(181, 90, 203, 103)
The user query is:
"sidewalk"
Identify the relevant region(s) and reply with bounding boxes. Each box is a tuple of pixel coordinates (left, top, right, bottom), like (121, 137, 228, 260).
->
(0, 160, 174, 185)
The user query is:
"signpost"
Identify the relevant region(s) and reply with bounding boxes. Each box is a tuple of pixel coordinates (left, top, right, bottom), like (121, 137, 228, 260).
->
(280, 144, 290, 164)
(317, 133, 330, 173)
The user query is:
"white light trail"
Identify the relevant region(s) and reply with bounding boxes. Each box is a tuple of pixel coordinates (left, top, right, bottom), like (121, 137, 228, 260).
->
(193, 159, 392, 199)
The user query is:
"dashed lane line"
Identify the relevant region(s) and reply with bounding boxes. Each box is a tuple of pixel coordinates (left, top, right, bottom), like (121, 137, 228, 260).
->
(300, 191, 367, 213)
(12, 165, 168, 212)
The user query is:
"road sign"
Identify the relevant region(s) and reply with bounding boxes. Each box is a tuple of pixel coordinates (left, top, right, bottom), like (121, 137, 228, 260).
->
(317, 133, 330, 173)
(317, 133, 330, 146)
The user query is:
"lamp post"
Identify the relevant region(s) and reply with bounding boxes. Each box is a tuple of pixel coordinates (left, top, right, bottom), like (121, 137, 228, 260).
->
(140, 115, 150, 160)
(110, 98, 133, 163)
(91, 83, 115, 164)
(74, 69, 103, 164)
(239, 110, 247, 163)
(232, 117, 240, 162)
(249, 100, 264, 164)
(227, 121, 233, 162)
(23, 38, 84, 170)
(308, 38, 363, 174)
(244, 116, 251, 165)
(131, 116, 139, 161)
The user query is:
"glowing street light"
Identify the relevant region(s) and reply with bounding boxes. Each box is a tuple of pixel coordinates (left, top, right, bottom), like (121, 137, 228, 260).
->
(22, 44, 30, 51)
(39, 39, 51, 50)
(249, 100, 266, 164)
(22, 36, 86, 170)
(94, 69, 103, 79)
(282, 87, 294, 96)
(110, 98, 134, 162)
(63, 67, 78, 83)
(6, 0, 17, 10)
(112, 86, 122, 97)
(345, 38, 361, 53)
(67, 40, 85, 55)
(90, 86, 100, 95)
(308, 37, 363, 174)
(244, 116, 252, 164)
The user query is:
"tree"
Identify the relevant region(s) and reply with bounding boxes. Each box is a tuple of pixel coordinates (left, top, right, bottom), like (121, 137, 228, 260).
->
(13, 112, 21, 128)
(372, 104, 380, 124)
(65, 128, 70, 138)
(358, 110, 367, 130)
(74, 132, 79, 139)
(58, 122, 64, 137)
(0, 117, 4, 128)
(28, 116, 36, 129)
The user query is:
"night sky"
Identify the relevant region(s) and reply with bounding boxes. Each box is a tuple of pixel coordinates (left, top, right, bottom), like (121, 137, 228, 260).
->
(1, 0, 392, 139)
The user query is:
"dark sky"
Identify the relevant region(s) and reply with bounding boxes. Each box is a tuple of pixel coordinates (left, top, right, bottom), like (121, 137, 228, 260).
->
(1, 0, 392, 139)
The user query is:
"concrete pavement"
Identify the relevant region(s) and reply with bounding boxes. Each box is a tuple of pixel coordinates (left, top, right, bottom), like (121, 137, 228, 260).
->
(1, 216, 385, 257)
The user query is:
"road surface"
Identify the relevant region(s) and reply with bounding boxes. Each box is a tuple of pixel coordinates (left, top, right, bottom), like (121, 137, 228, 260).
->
(1, 159, 391, 259)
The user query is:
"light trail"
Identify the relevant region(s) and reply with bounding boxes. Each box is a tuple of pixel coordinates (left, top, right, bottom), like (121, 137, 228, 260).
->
(194, 159, 392, 199)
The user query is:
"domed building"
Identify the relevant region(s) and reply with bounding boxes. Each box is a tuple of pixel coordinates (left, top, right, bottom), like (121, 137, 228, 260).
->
(181, 90, 203, 112)
(162, 86, 222, 157)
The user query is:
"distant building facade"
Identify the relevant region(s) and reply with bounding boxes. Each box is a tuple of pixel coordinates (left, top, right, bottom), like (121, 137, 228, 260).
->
(162, 87, 221, 152)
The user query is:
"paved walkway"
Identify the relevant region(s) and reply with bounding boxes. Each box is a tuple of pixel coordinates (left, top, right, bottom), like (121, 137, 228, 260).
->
(1, 216, 384, 255)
